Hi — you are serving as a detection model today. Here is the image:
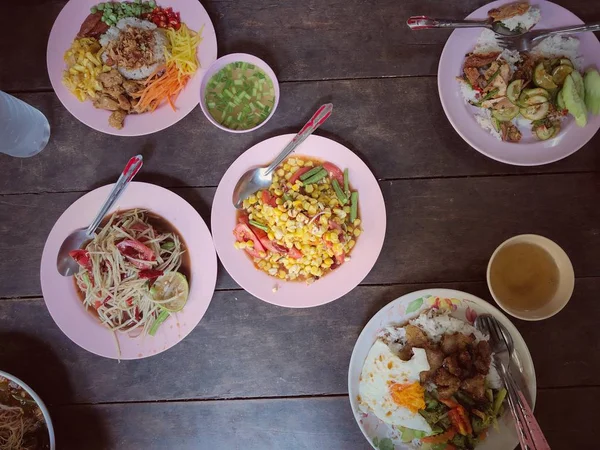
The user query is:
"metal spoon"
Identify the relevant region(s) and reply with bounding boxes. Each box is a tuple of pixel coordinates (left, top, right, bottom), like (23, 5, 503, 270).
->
(232, 103, 333, 209)
(407, 16, 525, 36)
(56, 155, 143, 277)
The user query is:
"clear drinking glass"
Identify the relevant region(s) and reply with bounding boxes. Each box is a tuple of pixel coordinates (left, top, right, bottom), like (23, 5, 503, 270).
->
(0, 91, 50, 157)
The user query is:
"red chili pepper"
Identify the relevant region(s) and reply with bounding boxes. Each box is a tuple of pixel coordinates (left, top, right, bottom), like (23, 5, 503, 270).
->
(138, 269, 164, 280)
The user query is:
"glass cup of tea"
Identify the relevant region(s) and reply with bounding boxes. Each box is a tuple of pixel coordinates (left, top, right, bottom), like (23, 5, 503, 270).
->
(487, 234, 574, 321)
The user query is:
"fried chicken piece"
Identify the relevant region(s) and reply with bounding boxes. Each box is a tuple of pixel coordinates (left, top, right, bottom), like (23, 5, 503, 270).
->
(122, 80, 144, 95)
(458, 350, 473, 373)
(397, 345, 413, 361)
(97, 69, 124, 88)
(108, 109, 127, 130)
(440, 332, 475, 355)
(474, 340, 492, 374)
(500, 121, 523, 142)
(464, 67, 481, 87)
(460, 374, 487, 400)
(434, 368, 461, 399)
(93, 95, 120, 111)
(103, 85, 125, 99)
(483, 62, 500, 81)
(488, 2, 530, 21)
(117, 94, 131, 111)
(405, 325, 429, 348)
(443, 355, 463, 378)
(514, 54, 536, 85)
(420, 346, 445, 383)
(464, 52, 501, 69)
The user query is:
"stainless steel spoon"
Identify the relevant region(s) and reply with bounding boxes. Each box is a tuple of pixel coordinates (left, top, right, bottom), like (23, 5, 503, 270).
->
(232, 103, 333, 209)
(56, 155, 143, 277)
(407, 16, 526, 36)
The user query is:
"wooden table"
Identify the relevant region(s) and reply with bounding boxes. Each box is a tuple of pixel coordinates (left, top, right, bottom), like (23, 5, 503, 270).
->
(1, 1, 598, 448)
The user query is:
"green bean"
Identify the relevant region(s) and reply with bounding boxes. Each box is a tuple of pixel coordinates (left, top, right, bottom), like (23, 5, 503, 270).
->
(493, 388, 507, 416)
(350, 192, 358, 222)
(299, 165, 323, 181)
(302, 168, 328, 185)
(149, 310, 170, 336)
(249, 220, 269, 232)
(343, 168, 349, 195)
(332, 179, 348, 205)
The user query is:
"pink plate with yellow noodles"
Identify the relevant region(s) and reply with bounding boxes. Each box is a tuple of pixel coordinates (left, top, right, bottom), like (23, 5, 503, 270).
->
(40, 182, 217, 359)
(212, 134, 386, 308)
(47, 0, 217, 136)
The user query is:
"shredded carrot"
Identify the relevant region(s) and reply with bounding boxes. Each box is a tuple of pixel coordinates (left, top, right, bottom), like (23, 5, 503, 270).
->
(131, 63, 190, 112)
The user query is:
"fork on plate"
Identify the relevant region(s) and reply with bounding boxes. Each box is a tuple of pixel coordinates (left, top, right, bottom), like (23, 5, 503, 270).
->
(475, 314, 551, 450)
(496, 22, 600, 52)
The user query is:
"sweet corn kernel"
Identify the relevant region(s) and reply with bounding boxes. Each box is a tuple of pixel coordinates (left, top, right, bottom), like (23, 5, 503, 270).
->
(283, 163, 291, 171)
(268, 232, 275, 240)
(248, 195, 258, 205)
(354, 228, 362, 237)
(259, 251, 267, 258)
(348, 239, 356, 249)
(274, 188, 283, 196)
(308, 205, 317, 215)
(285, 173, 292, 180)
(343, 206, 351, 213)
(258, 260, 267, 268)
(246, 240, 254, 248)
(354, 219, 361, 226)
(288, 158, 297, 166)
(297, 159, 305, 167)
(305, 160, 314, 167)
(291, 184, 300, 191)
(305, 184, 314, 194)
(276, 198, 283, 205)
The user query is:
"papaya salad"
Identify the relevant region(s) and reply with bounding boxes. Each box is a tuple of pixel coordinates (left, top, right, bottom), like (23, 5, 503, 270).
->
(234, 157, 361, 283)
(70, 209, 190, 338)
(458, 2, 600, 143)
(62, 0, 203, 129)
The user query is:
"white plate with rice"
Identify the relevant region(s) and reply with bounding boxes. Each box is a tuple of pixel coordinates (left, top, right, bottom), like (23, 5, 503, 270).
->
(348, 288, 536, 450)
(438, 0, 600, 166)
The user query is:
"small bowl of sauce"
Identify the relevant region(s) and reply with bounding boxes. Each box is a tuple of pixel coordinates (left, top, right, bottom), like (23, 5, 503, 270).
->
(487, 234, 574, 321)
(199, 53, 279, 133)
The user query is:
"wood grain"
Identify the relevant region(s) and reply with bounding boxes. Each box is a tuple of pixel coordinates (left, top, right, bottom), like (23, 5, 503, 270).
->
(1, 279, 598, 405)
(2, 173, 600, 297)
(3, 0, 599, 92)
(48, 388, 599, 450)
(3, 78, 600, 195)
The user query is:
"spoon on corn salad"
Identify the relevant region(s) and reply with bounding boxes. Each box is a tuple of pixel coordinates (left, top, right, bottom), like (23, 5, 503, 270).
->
(232, 103, 333, 209)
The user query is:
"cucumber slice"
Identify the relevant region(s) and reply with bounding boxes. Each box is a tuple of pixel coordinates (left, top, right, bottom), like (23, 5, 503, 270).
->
(563, 74, 587, 127)
(519, 102, 550, 120)
(556, 89, 566, 110)
(552, 64, 574, 86)
(524, 95, 549, 106)
(534, 124, 555, 140)
(507, 80, 523, 104)
(492, 116, 501, 132)
(492, 104, 520, 121)
(584, 69, 600, 115)
(570, 70, 585, 101)
(534, 62, 558, 90)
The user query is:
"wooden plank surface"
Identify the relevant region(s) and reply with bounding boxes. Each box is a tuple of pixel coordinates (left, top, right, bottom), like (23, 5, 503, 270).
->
(3, 80, 600, 195)
(1, 279, 597, 405)
(47, 388, 598, 450)
(2, 1, 598, 92)
(2, 172, 600, 297)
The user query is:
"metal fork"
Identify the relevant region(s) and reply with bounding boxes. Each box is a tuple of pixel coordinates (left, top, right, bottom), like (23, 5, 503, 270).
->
(475, 315, 551, 450)
(496, 22, 600, 52)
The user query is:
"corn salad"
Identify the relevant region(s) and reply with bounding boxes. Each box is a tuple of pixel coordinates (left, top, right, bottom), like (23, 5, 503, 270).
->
(233, 157, 361, 283)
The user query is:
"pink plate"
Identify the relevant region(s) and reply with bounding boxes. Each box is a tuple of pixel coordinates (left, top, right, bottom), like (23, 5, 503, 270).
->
(212, 134, 387, 308)
(438, 0, 600, 166)
(40, 182, 218, 359)
(47, 0, 217, 136)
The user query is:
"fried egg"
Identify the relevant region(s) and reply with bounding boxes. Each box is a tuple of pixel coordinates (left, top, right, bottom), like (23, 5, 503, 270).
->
(358, 339, 432, 432)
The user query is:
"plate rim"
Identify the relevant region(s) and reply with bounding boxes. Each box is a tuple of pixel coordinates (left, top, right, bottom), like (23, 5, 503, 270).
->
(437, 0, 600, 166)
(39, 181, 218, 359)
(46, 0, 218, 137)
(211, 133, 387, 308)
(347, 288, 537, 450)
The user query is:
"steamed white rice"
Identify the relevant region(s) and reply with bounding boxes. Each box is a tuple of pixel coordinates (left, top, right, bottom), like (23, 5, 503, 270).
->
(100, 17, 167, 80)
(533, 34, 583, 70)
(500, 6, 541, 31)
(474, 109, 502, 141)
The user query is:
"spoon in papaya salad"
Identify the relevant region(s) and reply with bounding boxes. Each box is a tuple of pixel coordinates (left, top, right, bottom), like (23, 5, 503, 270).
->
(233, 157, 361, 284)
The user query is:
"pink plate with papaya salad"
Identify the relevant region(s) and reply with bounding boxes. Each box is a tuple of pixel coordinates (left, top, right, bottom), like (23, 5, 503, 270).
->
(47, 0, 217, 136)
(211, 134, 387, 308)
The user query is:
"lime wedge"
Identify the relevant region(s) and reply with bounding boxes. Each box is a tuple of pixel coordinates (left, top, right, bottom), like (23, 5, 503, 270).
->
(150, 272, 189, 312)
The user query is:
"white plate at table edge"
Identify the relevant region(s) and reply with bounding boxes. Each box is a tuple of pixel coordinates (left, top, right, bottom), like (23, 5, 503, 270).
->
(211, 134, 387, 308)
(348, 288, 537, 450)
(438, 0, 600, 166)
(46, 0, 218, 136)
(40, 182, 218, 359)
